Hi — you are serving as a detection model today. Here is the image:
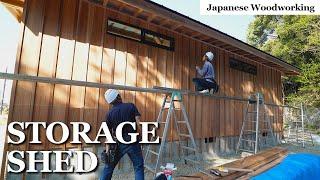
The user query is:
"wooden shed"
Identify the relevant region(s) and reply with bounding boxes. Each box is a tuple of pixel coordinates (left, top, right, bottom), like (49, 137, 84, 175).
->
(1, 0, 300, 177)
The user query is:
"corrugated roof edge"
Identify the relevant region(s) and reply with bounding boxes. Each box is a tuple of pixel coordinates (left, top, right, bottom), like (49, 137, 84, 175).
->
(146, 0, 301, 74)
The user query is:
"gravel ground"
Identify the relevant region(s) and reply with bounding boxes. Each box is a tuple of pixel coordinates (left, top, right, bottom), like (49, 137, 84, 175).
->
(110, 136, 320, 180)
(110, 155, 240, 180)
(280, 134, 320, 155)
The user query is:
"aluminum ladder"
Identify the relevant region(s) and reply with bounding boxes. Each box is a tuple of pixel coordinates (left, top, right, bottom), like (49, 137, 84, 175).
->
(286, 103, 314, 147)
(144, 91, 201, 175)
(236, 93, 277, 154)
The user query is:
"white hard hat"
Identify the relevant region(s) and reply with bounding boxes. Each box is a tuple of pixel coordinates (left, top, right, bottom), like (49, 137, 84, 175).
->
(205, 52, 214, 61)
(104, 89, 119, 104)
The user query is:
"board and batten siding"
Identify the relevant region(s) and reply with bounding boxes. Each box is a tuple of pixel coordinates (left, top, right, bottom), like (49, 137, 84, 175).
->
(7, 0, 283, 151)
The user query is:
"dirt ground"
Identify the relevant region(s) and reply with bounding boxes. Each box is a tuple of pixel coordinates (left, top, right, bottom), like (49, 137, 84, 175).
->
(110, 135, 320, 180)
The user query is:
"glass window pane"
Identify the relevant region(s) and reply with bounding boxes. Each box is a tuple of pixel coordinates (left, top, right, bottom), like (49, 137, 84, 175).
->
(107, 20, 141, 41)
(144, 32, 171, 48)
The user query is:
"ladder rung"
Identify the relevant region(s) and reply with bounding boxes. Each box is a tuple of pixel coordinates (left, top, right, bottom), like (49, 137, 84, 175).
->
(247, 113, 267, 116)
(181, 145, 197, 151)
(259, 137, 274, 140)
(165, 99, 182, 103)
(240, 139, 256, 143)
(239, 149, 255, 153)
(249, 120, 270, 123)
(148, 150, 159, 156)
(177, 121, 186, 123)
(184, 157, 201, 164)
(179, 134, 191, 138)
(160, 122, 166, 124)
(163, 107, 181, 110)
(244, 130, 256, 132)
(144, 165, 156, 173)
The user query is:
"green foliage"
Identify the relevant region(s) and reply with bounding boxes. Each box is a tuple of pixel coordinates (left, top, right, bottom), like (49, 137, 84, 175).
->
(247, 15, 320, 107)
(3, 105, 8, 114)
(0, 102, 8, 115)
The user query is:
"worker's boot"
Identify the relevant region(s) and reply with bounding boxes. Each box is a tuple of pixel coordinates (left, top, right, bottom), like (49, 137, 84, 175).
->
(199, 89, 209, 93)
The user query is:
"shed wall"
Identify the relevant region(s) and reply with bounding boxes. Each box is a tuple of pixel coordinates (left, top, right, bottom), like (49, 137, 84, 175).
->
(7, 0, 283, 151)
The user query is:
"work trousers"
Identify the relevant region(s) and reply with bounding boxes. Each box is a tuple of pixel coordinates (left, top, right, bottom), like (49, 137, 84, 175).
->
(192, 78, 218, 92)
(100, 143, 144, 180)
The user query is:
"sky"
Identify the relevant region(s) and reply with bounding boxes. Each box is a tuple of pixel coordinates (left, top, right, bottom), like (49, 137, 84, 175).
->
(151, 0, 254, 41)
(0, 5, 19, 104)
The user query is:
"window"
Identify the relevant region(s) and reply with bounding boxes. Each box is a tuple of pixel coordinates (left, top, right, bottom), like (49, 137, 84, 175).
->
(89, 0, 103, 5)
(230, 58, 257, 75)
(107, 19, 142, 41)
(107, 19, 175, 51)
(142, 30, 175, 51)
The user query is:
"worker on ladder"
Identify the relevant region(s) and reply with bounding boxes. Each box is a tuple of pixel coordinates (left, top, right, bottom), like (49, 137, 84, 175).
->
(192, 51, 219, 94)
(100, 89, 145, 180)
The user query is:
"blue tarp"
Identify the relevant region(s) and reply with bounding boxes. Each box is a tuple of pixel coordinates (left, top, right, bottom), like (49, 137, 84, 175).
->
(251, 153, 320, 180)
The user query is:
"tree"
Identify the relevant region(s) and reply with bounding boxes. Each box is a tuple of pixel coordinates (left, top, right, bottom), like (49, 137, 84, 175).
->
(247, 15, 320, 107)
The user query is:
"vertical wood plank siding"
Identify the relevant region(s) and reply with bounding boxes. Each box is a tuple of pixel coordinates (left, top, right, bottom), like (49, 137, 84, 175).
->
(8, 0, 284, 151)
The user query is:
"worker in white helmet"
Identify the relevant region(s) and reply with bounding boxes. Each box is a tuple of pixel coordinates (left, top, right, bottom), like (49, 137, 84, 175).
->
(192, 51, 219, 94)
(100, 89, 144, 180)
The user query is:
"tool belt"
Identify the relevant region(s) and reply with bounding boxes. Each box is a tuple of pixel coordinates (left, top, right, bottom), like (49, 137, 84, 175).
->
(101, 143, 119, 165)
(101, 129, 119, 165)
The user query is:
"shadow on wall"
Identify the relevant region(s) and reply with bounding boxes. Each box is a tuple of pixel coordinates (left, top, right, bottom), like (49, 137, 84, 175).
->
(9, 0, 283, 151)
(11, 0, 205, 151)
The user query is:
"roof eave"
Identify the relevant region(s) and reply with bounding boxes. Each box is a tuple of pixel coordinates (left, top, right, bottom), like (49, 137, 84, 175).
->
(117, 0, 300, 76)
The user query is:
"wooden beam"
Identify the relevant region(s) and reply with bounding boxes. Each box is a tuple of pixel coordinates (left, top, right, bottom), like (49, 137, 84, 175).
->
(116, 0, 300, 74)
(158, 18, 169, 26)
(0, 72, 298, 106)
(0, 72, 300, 107)
(103, 0, 109, 6)
(172, 24, 183, 31)
(134, 8, 143, 17)
(209, 39, 219, 44)
(97, 2, 298, 75)
(187, 147, 288, 180)
(194, 35, 207, 40)
(226, 47, 239, 52)
(238, 156, 285, 179)
(118, 3, 126, 11)
(191, 32, 202, 38)
(217, 44, 232, 49)
(0, 0, 24, 8)
(229, 49, 243, 53)
(2, 4, 22, 21)
(202, 37, 214, 42)
(147, 14, 156, 22)
(0, 73, 243, 103)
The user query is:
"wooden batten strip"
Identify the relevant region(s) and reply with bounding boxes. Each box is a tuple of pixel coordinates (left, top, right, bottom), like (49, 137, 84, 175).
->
(0, 0, 31, 177)
(2, 76, 295, 110)
(33, 0, 63, 152)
